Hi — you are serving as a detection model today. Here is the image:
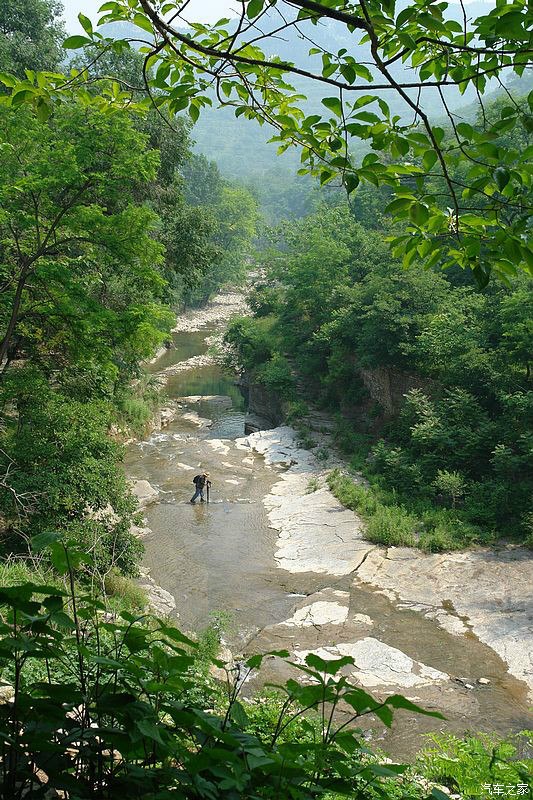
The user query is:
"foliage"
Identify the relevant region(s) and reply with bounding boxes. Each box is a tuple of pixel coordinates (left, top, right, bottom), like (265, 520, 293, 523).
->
(0, 373, 142, 576)
(255, 353, 296, 400)
(0, 0, 65, 77)
(417, 732, 533, 798)
(35, 0, 533, 285)
(0, 543, 445, 799)
(231, 192, 533, 545)
(365, 504, 418, 547)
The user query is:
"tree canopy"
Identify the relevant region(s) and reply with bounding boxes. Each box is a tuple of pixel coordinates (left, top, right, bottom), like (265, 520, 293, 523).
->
(5, 0, 526, 285)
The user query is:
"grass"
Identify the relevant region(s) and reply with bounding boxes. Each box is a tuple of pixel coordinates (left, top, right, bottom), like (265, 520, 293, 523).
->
(327, 469, 487, 552)
(104, 570, 148, 611)
(366, 504, 418, 547)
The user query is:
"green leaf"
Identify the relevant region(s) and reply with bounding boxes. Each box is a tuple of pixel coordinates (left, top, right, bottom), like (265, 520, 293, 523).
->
(322, 96, 342, 117)
(189, 103, 199, 123)
(385, 694, 445, 719)
(410, 203, 429, 226)
(11, 88, 36, 107)
(0, 71, 17, 88)
(305, 653, 354, 674)
(32, 532, 62, 552)
(133, 13, 153, 34)
(345, 172, 359, 193)
(247, 0, 264, 19)
(422, 150, 438, 171)
(62, 35, 92, 49)
(493, 166, 510, 191)
(78, 13, 93, 35)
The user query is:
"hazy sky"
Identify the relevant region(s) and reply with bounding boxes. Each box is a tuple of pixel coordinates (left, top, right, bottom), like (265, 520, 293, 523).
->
(63, 0, 235, 32)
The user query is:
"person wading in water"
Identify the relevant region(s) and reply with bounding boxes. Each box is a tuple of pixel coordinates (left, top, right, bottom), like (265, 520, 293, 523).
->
(190, 471, 211, 503)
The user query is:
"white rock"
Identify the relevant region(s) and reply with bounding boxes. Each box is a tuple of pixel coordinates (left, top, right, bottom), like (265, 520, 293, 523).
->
(294, 638, 448, 688)
(281, 599, 350, 627)
(206, 439, 230, 455)
(131, 480, 159, 508)
(352, 613, 373, 626)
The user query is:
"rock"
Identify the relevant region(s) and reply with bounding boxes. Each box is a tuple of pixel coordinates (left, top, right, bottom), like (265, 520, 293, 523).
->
(209, 643, 235, 682)
(244, 413, 273, 434)
(172, 291, 248, 333)
(294, 638, 449, 689)
(159, 406, 177, 428)
(352, 613, 373, 626)
(354, 545, 533, 698)
(206, 439, 230, 455)
(131, 479, 159, 508)
(0, 684, 15, 704)
(280, 590, 351, 627)
(181, 411, 212, 427)
(477, 677, 491, 685)
(137, 573, 176, 617)
(130, 522, 151, 539)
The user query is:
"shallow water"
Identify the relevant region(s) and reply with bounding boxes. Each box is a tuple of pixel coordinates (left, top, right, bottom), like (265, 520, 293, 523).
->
(126, 315, 533, 758)
(127, 325, 295, 642)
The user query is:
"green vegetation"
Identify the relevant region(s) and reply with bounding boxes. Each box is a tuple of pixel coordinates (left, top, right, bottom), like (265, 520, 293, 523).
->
(229, 179, 533, 548)
(0, 1, 531, 793)
(0, 538, 531, 797)
(0, 538, 445, 799)
(0, 3, 258, 580)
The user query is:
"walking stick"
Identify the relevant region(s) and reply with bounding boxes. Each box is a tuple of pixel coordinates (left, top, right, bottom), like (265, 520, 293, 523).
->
(206, 482, 210, 504)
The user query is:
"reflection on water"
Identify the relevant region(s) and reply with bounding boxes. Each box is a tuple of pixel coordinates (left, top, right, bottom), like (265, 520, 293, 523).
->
(166, 366, 244, 413)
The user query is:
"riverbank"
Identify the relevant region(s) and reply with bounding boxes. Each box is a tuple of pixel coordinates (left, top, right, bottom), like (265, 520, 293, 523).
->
(125, 288, 533, 757)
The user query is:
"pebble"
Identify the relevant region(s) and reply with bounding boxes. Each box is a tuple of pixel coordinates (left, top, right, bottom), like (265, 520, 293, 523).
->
(477, 677, 491, 685)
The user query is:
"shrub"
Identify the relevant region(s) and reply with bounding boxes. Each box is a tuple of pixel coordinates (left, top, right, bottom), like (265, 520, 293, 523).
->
(0, 542, 446, 799)
(432, 469, 466, 508)
(286, 399, 309, 423)
(327, 470, 378, 516)
(419, 515, 486, 553)
(366, 504, 418, 547)
(104, 570, 148, 610)
(255, 353, 296, 400)
(417, 732, 533, 797)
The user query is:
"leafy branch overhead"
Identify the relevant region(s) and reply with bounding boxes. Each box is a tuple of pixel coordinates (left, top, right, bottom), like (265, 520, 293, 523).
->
(0, 1, 532, 283)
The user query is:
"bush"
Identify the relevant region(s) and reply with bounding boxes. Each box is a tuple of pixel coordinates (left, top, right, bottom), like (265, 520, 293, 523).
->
(0, 546, 446, 799)
(223, 315, 278, 372)
(366, 504, 418, 547)
(327, 470, 378, 516)
(418, 514, 487, 553)
(104, 570, 148, 610)
(286, 399, 309, 423)
(417, 732, 533, 797)
(255, 353, 296, 400)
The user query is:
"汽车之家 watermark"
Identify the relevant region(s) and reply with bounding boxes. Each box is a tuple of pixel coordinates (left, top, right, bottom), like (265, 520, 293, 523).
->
(482, 785, 530, 796)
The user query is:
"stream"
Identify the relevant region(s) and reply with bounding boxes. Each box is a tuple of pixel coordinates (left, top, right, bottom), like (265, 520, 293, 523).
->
(124, 294, 533, 759)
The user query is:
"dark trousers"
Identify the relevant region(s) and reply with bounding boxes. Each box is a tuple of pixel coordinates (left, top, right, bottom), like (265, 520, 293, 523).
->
(191, 487, 204, 502)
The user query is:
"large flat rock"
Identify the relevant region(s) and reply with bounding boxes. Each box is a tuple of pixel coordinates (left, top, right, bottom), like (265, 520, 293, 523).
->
(240, 427, 373, 575)
(354, 546, 533, 697)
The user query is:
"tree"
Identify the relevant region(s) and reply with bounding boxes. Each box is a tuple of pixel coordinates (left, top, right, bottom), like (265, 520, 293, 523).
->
(0, 101, 171, 377)
(33, 0, 532, 285)
(0, 0, 65, 77)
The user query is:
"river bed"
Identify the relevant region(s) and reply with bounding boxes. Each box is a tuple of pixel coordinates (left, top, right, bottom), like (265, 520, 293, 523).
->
(125, 293, 533, 759)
